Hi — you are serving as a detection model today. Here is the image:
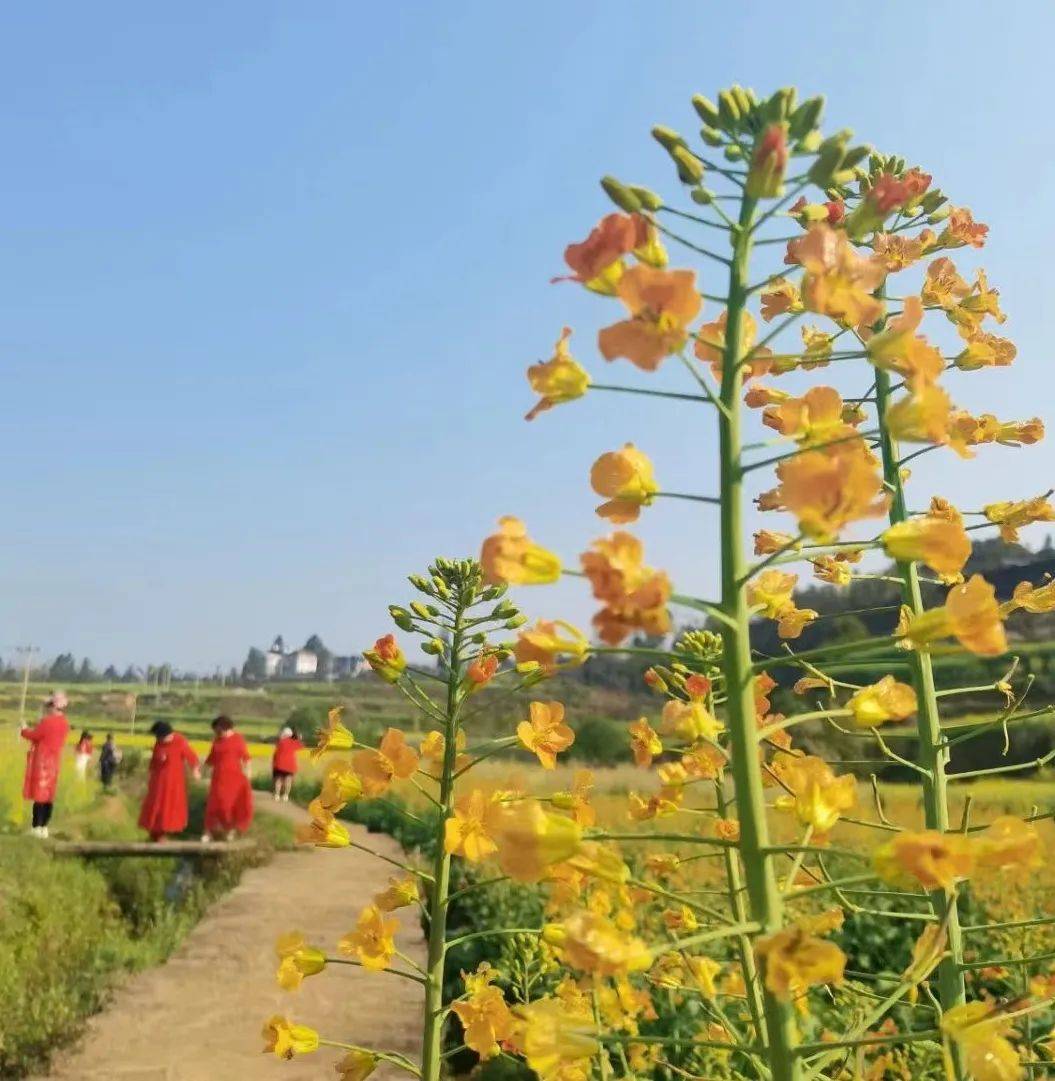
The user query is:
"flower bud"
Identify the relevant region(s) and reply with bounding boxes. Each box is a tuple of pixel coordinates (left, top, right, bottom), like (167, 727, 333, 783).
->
(541, 923, 566, 948)
(388, 606, 416, 633)
(410, 601, 432, 619)
(717, 89, 741, 129)
(492, 599, 518, 619)
(504, 614, 528, 630)
(807, 131, 850, 187)
(421, 638, 445, 656)
(927, 205, 952, 223)
(690, 188, 714, 205)
(671, 145, 704, 184)
(795, 130, 822, 153)
(723, 144, 743, 161)
(470, 631, 487, 644)
(691, 94, 720, 127)
(650, 125, 686, 152)
(699, 126, 723, 147)
(841, 144, 872, 170)
(788, 96, 824, 140)
(408, 574, 431, 593)
(600, 175, 641, 213)
(629, 185, 663, 212)
(746, 122, 788, 198)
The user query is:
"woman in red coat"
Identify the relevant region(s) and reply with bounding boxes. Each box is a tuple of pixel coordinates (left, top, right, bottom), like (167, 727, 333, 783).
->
(139, 721, 201, 841)
(271, 725, 304, 802)
(203, 715, 253, 839)
(21, 690, 71, 838)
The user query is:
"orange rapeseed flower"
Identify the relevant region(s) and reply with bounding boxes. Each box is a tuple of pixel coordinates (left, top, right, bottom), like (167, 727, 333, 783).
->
(598, 265, 701, 371)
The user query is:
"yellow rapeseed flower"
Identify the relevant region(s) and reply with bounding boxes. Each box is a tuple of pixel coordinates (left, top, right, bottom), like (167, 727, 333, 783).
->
(762, 386, 854, 445)
(339, 904, 398, 971)
(317, 760, 363, 813)
(775, 440, 887, 541)
(627, 717, 663, 767)
(514, 619, 588, 677)
(335, 1050, 378, 1081)
(786, 224, 886, 328)
(660, 698, 722, 743)
(512, 997, 599, 1081)
(363, 634, 406, 684)
(865, 296, 944, 390)
(374, 874, 420, 912)
(274, 932, 326, 991)
(444, 789, 502, 862)
(517, 701, 576, 769)
(941, 1001, 1022, 1081)
(898, 574, 1007, 657)
(847, 676, 917, 728)
(312, 706, 356, 760)
(754, 927, 846, 1003)
(481, 516, 562, 586)
(492, 800, 583, 883)
(770, 752, 856, 836)
(694, 308, 773, 381)
(974, 815, 1041, 872)
(352, 728, 419, 797)
(580, 531, 672, 645)
(589, 443, 659, 523)
(543, 910, 651, 977)
(526, 327, 591, 421)
(881, 507, 971, 583)
(759, 277, 802, 321)
(262, 1015, 319, 1059)
(598, 264, 702, 372)
(874, 829, 974, 892)
(983, 496, 1055, 544)
(295, 807, 351, 848)
(451, 964, 516, 1060)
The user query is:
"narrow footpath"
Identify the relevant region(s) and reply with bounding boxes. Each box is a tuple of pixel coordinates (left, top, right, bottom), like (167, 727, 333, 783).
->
(44, 793, 425, 1080)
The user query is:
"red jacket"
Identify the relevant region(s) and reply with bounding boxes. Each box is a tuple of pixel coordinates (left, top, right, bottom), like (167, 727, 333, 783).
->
(204, 732, 253, 833)
(22, 713, 70, 802)
(272, 736, 304, 774)
(138, 733, 200, 836)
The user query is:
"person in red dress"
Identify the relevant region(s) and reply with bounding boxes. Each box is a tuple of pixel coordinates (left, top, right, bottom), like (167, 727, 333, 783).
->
(202, 715, 254, 840)
(271, 725, 304, 802)
(21, 690, 71, 838)
(139, 721, 201, 842)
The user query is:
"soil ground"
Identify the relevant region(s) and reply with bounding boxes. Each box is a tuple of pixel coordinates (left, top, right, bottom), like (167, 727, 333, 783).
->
(43, 792, 425, 1080)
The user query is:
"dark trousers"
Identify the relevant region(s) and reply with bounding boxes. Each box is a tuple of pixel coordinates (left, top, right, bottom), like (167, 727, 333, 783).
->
(32, 802, 53, 828)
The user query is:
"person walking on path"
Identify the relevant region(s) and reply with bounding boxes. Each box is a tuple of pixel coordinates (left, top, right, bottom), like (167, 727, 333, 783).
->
(202, 715, 254, 840)
(138, 721, 200, 841)
(74, 729, 94, 779)
(270, 724, 304, 802)
(99, 732, 122, 790)
(21, 690, 70, 838)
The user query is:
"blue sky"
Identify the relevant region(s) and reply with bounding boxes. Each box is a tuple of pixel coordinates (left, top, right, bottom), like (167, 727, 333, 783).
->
(2, 2, 1053, 672)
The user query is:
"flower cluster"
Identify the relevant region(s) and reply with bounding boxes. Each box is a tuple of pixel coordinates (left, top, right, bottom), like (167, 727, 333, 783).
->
(263, 84, 1054, 1081)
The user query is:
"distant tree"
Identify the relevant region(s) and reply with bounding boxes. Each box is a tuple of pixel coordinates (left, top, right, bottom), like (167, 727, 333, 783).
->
(242, 647, 268, 682)
(120, 665, 140, 683)
(103, 665, 119, 682)
(227, 666, 239, 686)
(49, 653, 77, 682)
(77, 657, 97, 682)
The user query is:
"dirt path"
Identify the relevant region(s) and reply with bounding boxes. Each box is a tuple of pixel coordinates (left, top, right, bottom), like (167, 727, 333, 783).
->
(44, 793, 425, 1080)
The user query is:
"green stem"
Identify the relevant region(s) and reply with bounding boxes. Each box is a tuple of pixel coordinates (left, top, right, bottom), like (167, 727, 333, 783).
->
(714, 773, 770, 1052)
(717, 193, 801, 1080)
(419, 599, 467, 1081)
(873, 365, 967, 1068)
